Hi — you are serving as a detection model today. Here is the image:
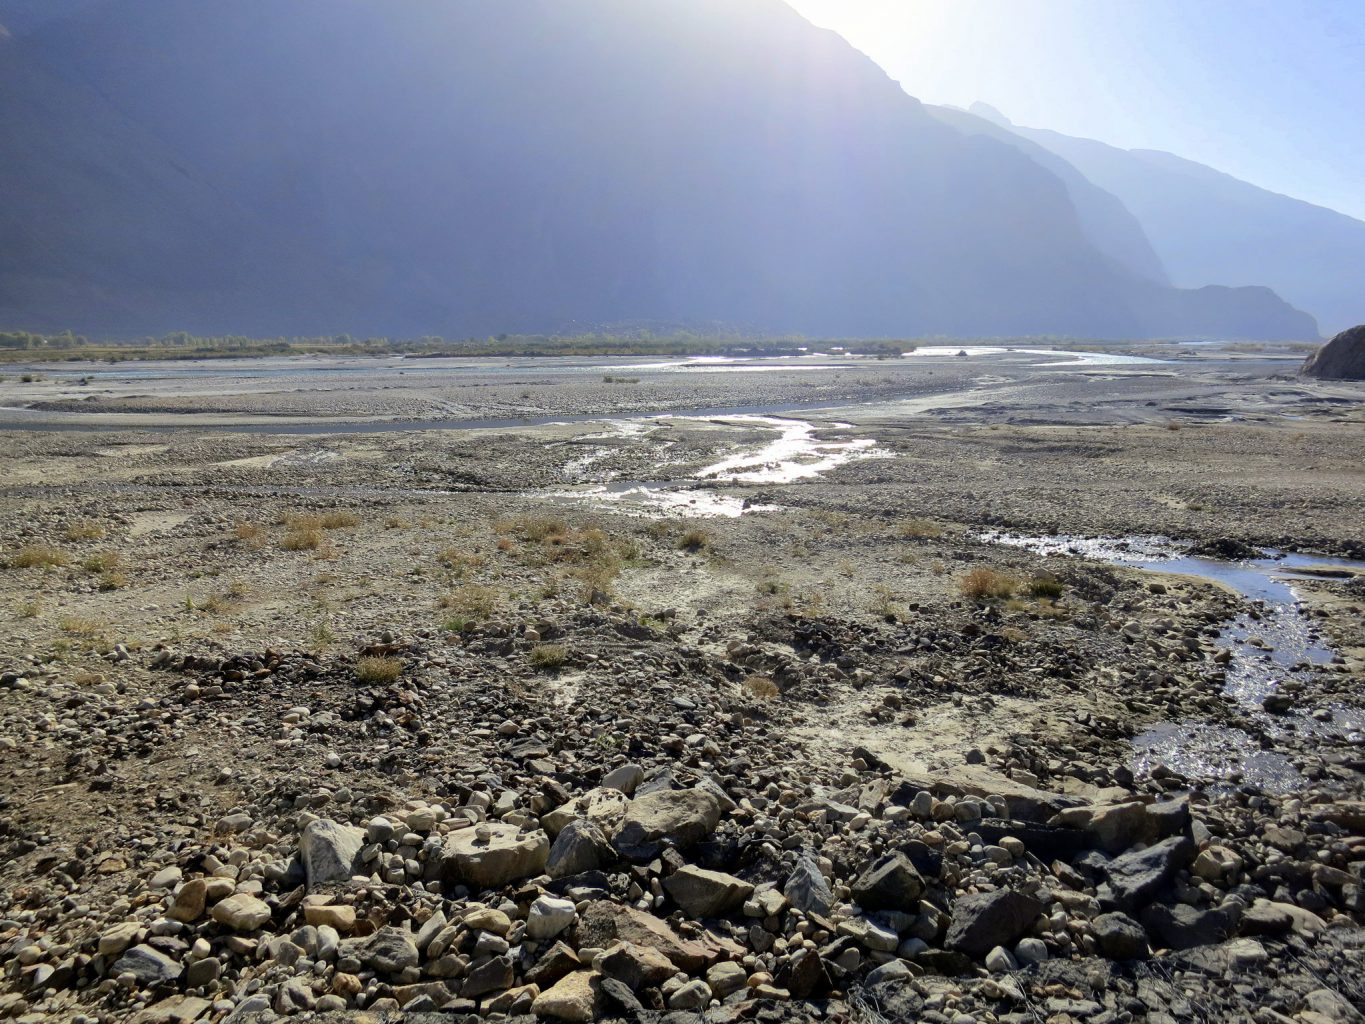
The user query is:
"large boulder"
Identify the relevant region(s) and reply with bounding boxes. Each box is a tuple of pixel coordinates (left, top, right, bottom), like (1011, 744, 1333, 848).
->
(611, 789, 722, 861)
(546, 819, 613, 878)
(1050, 799, 1190, 855)
(1099, 836, 1193, 912)
(1303, 325, 1365, 380)
(663, 866, 754, 918)
(210, 893, 272, 932)
(944, 890, 1043, 957)
(532, 971, 599, 1022)
(110, 945, 183, 986)
(1141, 902, 1241, 950)
(596, 941, 677, 990)
(541, 787, 630, 839)
(438, 823, 550, 890)
(576, 902, 740, 971)
(851, 851, 925, 913)
(300, 819, 365, 889)
(1092, 912, 1150, 960)
(360, 928, 420, 974)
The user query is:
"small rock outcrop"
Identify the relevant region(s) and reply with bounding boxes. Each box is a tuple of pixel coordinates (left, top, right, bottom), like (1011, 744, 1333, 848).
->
(437, 823, 549, 890)
(1302, 324, 1365, 379)
(611, 788, 721, 861)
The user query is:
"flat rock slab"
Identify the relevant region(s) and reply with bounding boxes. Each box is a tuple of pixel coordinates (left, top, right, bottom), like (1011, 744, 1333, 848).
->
(438, 823, 549, 890)
(611, 788, 722, 861)
(532, 970, 599, 1022)
(576, 902, 740, 972)
(663, 865, 754, 918)
(111, 944, 183, 986)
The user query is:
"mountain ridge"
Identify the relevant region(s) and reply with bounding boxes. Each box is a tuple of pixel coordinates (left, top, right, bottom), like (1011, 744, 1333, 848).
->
(0, 0, 1319, 340)
(971, 104, 1363, 335)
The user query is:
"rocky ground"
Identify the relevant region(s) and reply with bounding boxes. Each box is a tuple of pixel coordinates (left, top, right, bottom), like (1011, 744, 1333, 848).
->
(0, 351, 1362, 1024)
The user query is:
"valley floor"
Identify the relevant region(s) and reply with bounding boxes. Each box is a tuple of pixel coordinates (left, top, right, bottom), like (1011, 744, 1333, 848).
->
(0, 348, 1362, 1023)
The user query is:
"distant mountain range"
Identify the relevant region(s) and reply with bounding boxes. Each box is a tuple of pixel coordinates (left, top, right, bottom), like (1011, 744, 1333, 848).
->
(0, 0, 1335, 341)
(963, 104, 1365, 337)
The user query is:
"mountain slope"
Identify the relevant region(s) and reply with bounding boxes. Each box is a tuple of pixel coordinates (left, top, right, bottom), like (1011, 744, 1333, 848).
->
(927, 105, 1169, 286)
(0, 0, 1318, 339)
(973, 105, 1363, 335)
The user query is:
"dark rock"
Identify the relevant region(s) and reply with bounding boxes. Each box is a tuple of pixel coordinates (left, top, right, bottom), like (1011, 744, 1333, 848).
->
(1092, 912, 1149, 960)
(784, 850, 834, 916)
(361, 927, 420, 974)
(664, 865, 753, 918)
(851, 851, 925, 912)
(599, 977, 645, 1016)
(1239, 900, 1293, 937)
(944, 890, 1043, 957)
(976, 819, 1091, 862)
(898, 839, 944, 879)
(916, 948, 977, 976)
(110, 945, 182, 986)
(776, 947, 828, 998)
(461, 954, 514, 998)
(525, 942, 580, 988)
(1302, 324, 1365, 380)
(546, 819, 612, 879)
(1098, 836, 1193, 912)
(1140, 902, 1241, 950)
(1146, 799, 1193, 841)
(1188, 538, 1266, 560)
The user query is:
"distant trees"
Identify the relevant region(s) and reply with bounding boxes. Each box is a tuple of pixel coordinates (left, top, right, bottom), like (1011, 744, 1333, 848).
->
(0, 330, 88, 350)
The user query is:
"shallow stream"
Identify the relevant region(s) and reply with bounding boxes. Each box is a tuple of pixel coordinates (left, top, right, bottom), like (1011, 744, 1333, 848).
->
(545, 415, 885, 518)
(984, 531, 1365, 792)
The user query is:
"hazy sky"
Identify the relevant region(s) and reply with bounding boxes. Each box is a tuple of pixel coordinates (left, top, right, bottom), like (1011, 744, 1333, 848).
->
(787, 0, 1365, 222)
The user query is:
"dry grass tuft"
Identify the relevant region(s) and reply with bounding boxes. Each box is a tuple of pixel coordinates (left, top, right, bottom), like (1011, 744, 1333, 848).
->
(234, 522, 267, 549)
(63, 520, 107, 542)
(743, 674, 779, 700)
(58, 615, 103, 636)
(439, 584, 498, 620)
(355, 655, 402, 685)
(899, 517, 944, 539)
(1027, 575, 1064, 600)
(959, 567, 1018, 600)
(282, 526, 324, 551)
(81, 551, 121, 573)
(528, 644, 568, 671)
(679, 529, 711, 552)
(10, 544, 70, 569)
(438, 547, 486, 574)
(499, 516, 569, 543)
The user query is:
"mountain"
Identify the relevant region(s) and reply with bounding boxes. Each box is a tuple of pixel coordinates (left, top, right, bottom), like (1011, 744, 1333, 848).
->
(926, 105, 1169, 286)
(0, 0, 1318, 340)
(0, 0, 101, 34)
(971, 104, 1363, 336)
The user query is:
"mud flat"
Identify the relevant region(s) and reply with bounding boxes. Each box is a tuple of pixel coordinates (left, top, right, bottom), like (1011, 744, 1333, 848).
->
(0, 345, 1362, 1022)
